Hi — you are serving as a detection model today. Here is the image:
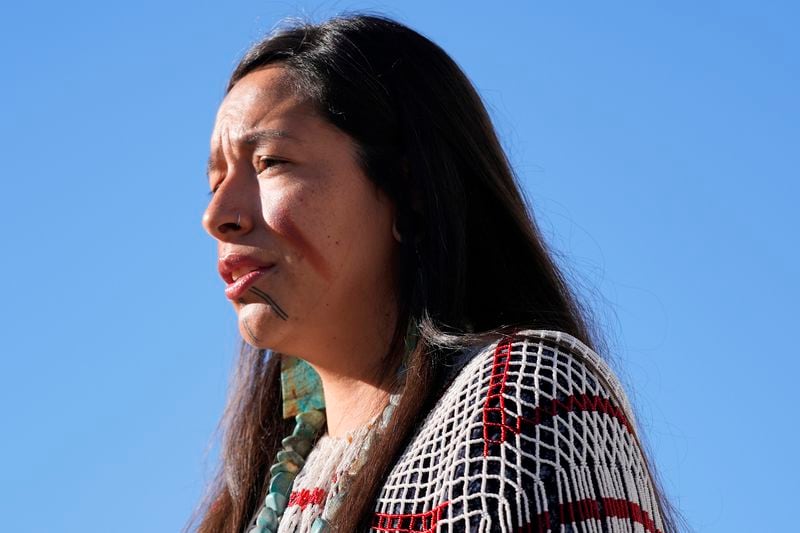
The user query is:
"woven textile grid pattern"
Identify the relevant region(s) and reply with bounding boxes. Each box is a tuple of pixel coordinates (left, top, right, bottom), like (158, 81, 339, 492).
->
(371, 330, 664, 532)
(274, 330, 664, 532)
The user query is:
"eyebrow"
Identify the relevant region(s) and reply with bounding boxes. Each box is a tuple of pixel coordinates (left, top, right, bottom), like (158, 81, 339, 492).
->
(242, 128, 295, 145)
(206, 128, 297, 178)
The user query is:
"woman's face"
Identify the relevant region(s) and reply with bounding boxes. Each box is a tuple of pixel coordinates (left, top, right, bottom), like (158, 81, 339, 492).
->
(203, 66, 399, 358)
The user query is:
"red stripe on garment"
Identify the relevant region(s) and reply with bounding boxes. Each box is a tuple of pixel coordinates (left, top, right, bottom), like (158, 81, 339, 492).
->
(528, 394, 633, 434)
(486, 391, 634, 451)
(482, 340, 633, 454)
(483, 339, 514, 455)
(601, 498, 661, 533)
(513, 511, 551, 533)
(371, 501, 449, 532)
(524, 498, 661, 533)
(287, 487, 326, 510)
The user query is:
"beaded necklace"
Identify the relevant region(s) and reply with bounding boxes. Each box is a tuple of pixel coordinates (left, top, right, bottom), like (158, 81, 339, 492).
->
(246, 392, 401, 533)
(248, 324, 415, 533)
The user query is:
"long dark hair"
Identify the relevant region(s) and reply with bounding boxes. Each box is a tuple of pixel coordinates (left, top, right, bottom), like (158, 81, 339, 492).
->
(186, 13, 678, 533)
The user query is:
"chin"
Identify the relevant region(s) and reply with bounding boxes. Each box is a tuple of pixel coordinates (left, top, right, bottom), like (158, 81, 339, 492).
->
(237, 303, 285, 350)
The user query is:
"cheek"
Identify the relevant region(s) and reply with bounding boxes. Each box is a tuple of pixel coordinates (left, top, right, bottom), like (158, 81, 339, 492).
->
(267, 202, 333, 282)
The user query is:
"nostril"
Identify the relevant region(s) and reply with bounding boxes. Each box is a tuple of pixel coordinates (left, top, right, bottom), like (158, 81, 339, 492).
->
(209, 211, 243, 235)
(221, 212, 242, 232)
(219, 220, 242, 233)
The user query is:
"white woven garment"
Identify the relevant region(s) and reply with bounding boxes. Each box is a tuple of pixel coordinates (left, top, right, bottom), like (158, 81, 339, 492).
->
(282, 330, 665, 533)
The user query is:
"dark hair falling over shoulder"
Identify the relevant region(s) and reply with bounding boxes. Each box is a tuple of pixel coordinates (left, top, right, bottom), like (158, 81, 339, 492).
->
(187, 13, 680, 533)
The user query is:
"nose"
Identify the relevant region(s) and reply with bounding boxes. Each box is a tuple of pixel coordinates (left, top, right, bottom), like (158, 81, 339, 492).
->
(202, 175, 254, 240)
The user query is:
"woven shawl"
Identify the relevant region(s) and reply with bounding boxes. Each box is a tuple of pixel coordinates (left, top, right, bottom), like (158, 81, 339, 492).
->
(281, 330, 665, 533)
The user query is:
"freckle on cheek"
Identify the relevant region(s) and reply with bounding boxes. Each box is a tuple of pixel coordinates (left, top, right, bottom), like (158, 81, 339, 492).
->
(273, 212, 332, 281)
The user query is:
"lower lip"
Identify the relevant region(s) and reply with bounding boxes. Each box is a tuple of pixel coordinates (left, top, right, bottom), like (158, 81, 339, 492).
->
(224, 266, 276, 300)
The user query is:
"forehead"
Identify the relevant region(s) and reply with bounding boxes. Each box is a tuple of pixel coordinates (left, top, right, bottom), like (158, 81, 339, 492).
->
(211, 66, 314, 144)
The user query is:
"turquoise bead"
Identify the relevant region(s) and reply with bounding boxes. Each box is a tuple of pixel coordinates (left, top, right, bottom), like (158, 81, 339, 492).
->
(281, 435, 313, 455)
(293, 426, 316, 439)
(265, 492, 288, 515)
(269, 471, 294, 495)
(248, 399, 401, 532)
(270, 461, 299, 476)
(325, 492, 344, 515)
(276, 449, 305, 468)
(256, 505, 277, 528)
(311, 517, 331, 532)
(296, 409, 325, 430)
(292, 420, 318, 439)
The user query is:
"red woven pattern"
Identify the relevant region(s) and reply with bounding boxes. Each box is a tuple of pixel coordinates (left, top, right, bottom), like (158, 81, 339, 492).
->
(502, 393, 634, 441)
(483, 339, 633, 456)
(372, 501, 449, 532)
(596, 498, 662, 533)
(368, 330, 665, 533)
(517, 497, 662, 533)
(483, 338, 513, 455)
(287, 487, 326, 510)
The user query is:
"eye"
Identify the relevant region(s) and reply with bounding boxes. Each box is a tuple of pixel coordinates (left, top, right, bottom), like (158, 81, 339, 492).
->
(255, 156, 286, 175)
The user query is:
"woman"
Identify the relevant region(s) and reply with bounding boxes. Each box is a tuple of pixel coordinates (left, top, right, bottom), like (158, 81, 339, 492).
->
(192, 13, 677, 533)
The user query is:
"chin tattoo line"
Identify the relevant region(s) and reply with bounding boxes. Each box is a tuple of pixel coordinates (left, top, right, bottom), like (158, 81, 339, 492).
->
(242, 317, 261, 345)
(248, 286, 289, 321)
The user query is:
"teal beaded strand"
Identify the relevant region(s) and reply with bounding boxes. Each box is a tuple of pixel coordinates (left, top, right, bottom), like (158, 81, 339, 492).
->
(247, 409, 326, 533)
(249, 391, 402, 533)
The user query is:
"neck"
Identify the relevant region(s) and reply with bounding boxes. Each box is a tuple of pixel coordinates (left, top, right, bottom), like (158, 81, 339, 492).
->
(283, 276, 402, 437)
(297, 317, 401, 438)
(316, 369, 394, 437)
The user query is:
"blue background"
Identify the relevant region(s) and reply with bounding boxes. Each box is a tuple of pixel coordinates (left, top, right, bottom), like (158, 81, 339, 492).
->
(1, 1, 796, 531)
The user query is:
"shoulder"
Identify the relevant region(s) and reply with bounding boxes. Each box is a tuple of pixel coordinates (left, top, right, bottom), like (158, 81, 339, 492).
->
(450, 328, 624, 394)
(373, 330, 666, 533)
(432, 329, 638, 458)
(452, 329, 635, 426)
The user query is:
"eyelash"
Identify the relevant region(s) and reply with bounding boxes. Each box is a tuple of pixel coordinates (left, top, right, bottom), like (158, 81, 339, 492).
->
(256, 156, 286, 174)
(207, 157, 286, 196)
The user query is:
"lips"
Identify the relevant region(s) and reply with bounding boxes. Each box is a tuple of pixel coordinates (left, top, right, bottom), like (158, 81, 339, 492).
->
(218, 253, 276, 300)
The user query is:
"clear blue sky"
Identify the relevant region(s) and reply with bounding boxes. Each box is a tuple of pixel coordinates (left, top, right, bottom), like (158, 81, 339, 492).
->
(1, 1, 797, 531)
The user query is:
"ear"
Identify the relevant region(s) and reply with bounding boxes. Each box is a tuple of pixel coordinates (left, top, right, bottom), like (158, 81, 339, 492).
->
(392, 219, 404, 243)
(394, 208, 425, 245)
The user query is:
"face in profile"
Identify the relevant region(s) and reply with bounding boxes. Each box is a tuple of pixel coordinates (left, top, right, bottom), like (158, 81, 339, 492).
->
(203, 66, 399, 360)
